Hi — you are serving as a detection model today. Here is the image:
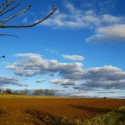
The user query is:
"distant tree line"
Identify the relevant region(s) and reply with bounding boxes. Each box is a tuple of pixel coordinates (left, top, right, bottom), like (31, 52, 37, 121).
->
(33, 89, 55, 96)
(0, 88, 55, 96)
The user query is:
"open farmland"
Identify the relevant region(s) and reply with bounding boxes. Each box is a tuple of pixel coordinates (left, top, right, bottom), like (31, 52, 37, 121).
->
(0, 94, 125, 125)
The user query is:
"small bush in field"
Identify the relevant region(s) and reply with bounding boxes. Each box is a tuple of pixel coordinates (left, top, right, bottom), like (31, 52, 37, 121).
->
(44, 106, 125, 125)
(118, 105, 125, 111)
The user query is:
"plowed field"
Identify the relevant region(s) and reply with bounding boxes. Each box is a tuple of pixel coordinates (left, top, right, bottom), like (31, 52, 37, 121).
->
(0, 95, 125, 125)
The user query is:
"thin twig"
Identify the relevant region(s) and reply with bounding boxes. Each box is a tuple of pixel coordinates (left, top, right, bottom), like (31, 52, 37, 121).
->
(0, 6, 57, 28)
(0, 0, 23, 16)
(0, 3, 4, 8)
(0, 34, 19, 39)
(0, 5, 32, 26)
(0, 0, 14, 14)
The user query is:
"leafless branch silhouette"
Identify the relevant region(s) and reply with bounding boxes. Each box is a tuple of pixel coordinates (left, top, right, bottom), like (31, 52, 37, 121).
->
(0, 0, 56, 38)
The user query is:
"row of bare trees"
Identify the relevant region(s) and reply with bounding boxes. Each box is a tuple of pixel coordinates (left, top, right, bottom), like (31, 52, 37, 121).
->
(0, 88, 55, 96)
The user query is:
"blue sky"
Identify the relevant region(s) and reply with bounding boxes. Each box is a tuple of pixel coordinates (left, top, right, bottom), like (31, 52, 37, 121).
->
(0, 0, 125, 98)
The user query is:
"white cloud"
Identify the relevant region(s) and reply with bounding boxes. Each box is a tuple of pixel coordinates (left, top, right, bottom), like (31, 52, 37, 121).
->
(40, 2, 124, 29)
(41, 3, 100, 28)
(50, 79, 62, 84)
(35, 2, 125, 45)
(74, 65, 125, 90)
(6, 53, 125, 91)
(87, 24, 125, 43)
(62, 54, 84, 61)
(6, 53, 84, 80)
(102, 14, 124, 23)
(44, 48, 59, 54)
(30, 2, 125, 45)
(50, 78, 77, 86)
(39, 2, 125, 44)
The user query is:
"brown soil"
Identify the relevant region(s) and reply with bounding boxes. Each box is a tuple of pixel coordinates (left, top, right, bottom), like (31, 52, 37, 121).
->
(0, 97, 125, 125)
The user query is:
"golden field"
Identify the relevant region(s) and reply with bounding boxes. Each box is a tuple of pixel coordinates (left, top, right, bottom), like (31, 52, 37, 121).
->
(0, 94, 125, 125)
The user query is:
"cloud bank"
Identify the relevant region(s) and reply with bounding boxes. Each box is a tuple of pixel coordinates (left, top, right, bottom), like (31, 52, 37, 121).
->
(0, 76, 27, 87)
(87, 24, 125, 43)
(6, 53, 125, 92)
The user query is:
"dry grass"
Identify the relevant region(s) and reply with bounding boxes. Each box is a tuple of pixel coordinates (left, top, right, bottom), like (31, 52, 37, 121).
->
(0, 94, 125, 125)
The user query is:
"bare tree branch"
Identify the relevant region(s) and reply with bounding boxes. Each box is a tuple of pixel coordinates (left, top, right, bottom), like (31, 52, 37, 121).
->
(0, 0, 57, 58)
(0, 0, 14, 14)
(0, 0, 57, 39)
(0, 0, 23, 16)
(0, 6, 57, 28)
(0, 34, 19, 38)
(0, 5, 32, 26)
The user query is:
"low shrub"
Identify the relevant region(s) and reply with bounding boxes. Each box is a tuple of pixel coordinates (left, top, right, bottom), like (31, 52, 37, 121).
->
(82, 105, 125, 125)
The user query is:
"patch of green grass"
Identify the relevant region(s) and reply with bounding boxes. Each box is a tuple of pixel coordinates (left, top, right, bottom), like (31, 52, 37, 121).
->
(79, 105, 125, 125)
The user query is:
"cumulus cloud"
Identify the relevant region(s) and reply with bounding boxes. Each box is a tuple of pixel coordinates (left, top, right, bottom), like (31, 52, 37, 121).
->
(87, 24, 125, 43)
(74, 66, 125, 90)
(0, 76, 27, 87)
(52, 65, 125, 90)
(50, 79, 62, 84)
(6, 53, 84, 80)
(102, 14, 124, 24)
(50, 78, 77, 87)
(62, 54, 84, 61)
(40, 2, 124, 29)
(6, 53, 125, 92)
